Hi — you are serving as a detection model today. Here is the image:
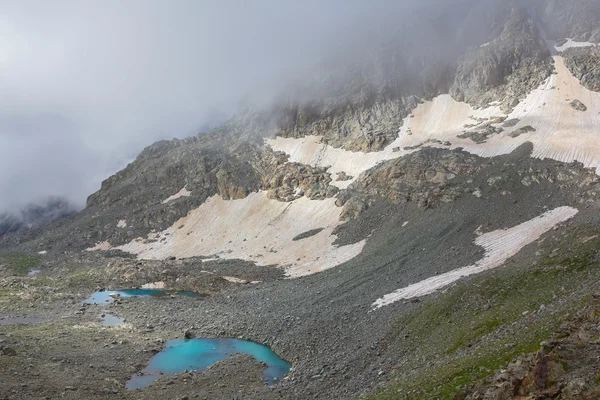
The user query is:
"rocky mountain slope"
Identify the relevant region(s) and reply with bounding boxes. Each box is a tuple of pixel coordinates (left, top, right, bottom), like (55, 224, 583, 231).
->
(2, 0, 600, 399)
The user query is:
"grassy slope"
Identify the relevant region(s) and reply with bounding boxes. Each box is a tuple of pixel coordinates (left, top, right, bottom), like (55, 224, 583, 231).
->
(366, 224, 600, 399)
(0, 253, 41, 276)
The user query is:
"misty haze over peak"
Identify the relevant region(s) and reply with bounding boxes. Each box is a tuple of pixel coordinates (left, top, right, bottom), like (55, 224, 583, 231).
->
(0, 0, 367, 213)
(0, 0, 528, 215)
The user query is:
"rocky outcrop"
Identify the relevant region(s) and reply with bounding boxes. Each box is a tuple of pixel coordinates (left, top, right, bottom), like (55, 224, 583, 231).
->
(272, 96, 417, 153)
(570, 99, 588, 111)
(336, 149, 485, 218)
(69, 134, 278, 249)
(562, 47, 600, 92)
(451, 7, 553, 110)
(336, 144, 600, 220)
(262, 162, 338, 202)
(460, 303, 600, 399)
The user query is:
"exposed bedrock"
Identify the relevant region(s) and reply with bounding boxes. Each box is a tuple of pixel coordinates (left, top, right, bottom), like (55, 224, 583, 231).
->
(534, 0, 600, 43)
(562, 47, 600, 92)
(263, 162, 338, 202)
(336, 143, 600, 221)
(450, 6, 553, 110)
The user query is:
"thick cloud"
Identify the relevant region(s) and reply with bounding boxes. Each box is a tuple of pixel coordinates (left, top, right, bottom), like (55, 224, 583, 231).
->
(0, 0, 472, 213)
(0, 0, 375, 212)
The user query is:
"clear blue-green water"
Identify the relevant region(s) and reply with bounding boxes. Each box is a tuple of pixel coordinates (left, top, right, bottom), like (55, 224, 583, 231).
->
(83, 289, 200, 305)
(126, 338, 291, 390)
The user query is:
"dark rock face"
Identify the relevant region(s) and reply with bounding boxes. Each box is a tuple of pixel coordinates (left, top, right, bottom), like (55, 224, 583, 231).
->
(336, 143, 599, 221)
(451, 6, 553, 110)
(263, 162, 338, 202)
(563, 47, 600, 92)
(570, 99, 588, 111)
(509, 125, 536, 138)
(535, 0, 600, 42)
(337, 149, 486, 219)
(79, 133, 269, 248)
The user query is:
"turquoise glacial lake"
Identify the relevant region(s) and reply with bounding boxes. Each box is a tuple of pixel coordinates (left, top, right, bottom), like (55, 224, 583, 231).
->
(126, 338, 291, 390)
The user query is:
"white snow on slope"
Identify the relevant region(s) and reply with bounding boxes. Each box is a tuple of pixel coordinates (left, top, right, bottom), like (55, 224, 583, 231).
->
(269, 52, 600, 180)
(372, 206, 578, 309)
(266, 98, 503, 188)
(555, 38, 597, 52)
(112, 192, 365, 278)
(267, 135, 402, 189)
(162, 187, 191, 204)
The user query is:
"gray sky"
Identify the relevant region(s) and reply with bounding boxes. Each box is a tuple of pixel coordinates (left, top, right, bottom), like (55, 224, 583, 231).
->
(0, 0, 374, 212)
(0, 0, 462, 214)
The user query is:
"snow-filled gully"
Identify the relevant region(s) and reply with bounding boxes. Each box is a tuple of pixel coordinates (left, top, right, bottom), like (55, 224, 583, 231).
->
(372, 206, 578, 309)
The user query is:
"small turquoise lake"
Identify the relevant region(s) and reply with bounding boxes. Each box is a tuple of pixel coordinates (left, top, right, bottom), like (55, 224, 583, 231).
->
(83, 289, 200, 305)
(126, 338, 291, 390)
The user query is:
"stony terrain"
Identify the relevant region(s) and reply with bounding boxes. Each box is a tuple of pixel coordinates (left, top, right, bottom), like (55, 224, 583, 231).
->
(563, 47, 600, 92)
(2, 1, 600, 399)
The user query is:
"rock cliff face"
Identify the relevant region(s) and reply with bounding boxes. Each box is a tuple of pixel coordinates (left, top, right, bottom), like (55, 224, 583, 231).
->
(563, 47, 600, 92)
(82, 134, 266, 247)
(460, 302, 600, 399)
(535, 0, 600, 42)
(336, 149, 485, 218)
(450, 6, 553, 110)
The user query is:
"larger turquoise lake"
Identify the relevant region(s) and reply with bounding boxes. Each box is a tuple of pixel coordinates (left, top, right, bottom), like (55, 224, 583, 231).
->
(126, 338, 292, 390)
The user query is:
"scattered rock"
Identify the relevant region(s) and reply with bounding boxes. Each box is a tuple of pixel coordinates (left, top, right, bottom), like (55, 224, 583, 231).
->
(292, 228, 325, 241)
(570, 99, 588, 111)
(336, 172, 354, 182)
(184, 328, 195, 339)
(1, 347, 17, 356)
(509, 125, 536, 138)
(502, 118, 520, 127)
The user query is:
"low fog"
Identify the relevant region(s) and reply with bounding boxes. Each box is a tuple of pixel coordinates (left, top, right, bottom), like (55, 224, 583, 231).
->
(0, 0, 488, 214)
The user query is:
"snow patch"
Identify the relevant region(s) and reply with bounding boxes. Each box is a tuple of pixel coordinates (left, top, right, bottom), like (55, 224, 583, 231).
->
(117, 219, 127, 228)
(269, 54, 600, 178)
(372, 206, 578, 309)
(38, 250, 47, 255)
(115, 192, 365, 278)
(267, 96, 504, 185)
(162, 187, 191, 204)
(555, 39, 597, 52)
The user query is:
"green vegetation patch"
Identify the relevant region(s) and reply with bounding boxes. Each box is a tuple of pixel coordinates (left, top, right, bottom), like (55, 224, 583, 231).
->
(0, 253, 41, 276)
(367, 225, 600, 399)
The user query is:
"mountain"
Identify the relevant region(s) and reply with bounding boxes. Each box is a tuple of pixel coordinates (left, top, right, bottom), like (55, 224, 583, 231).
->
(0, 198, 76, 238)
(2, 0, 600, 399)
